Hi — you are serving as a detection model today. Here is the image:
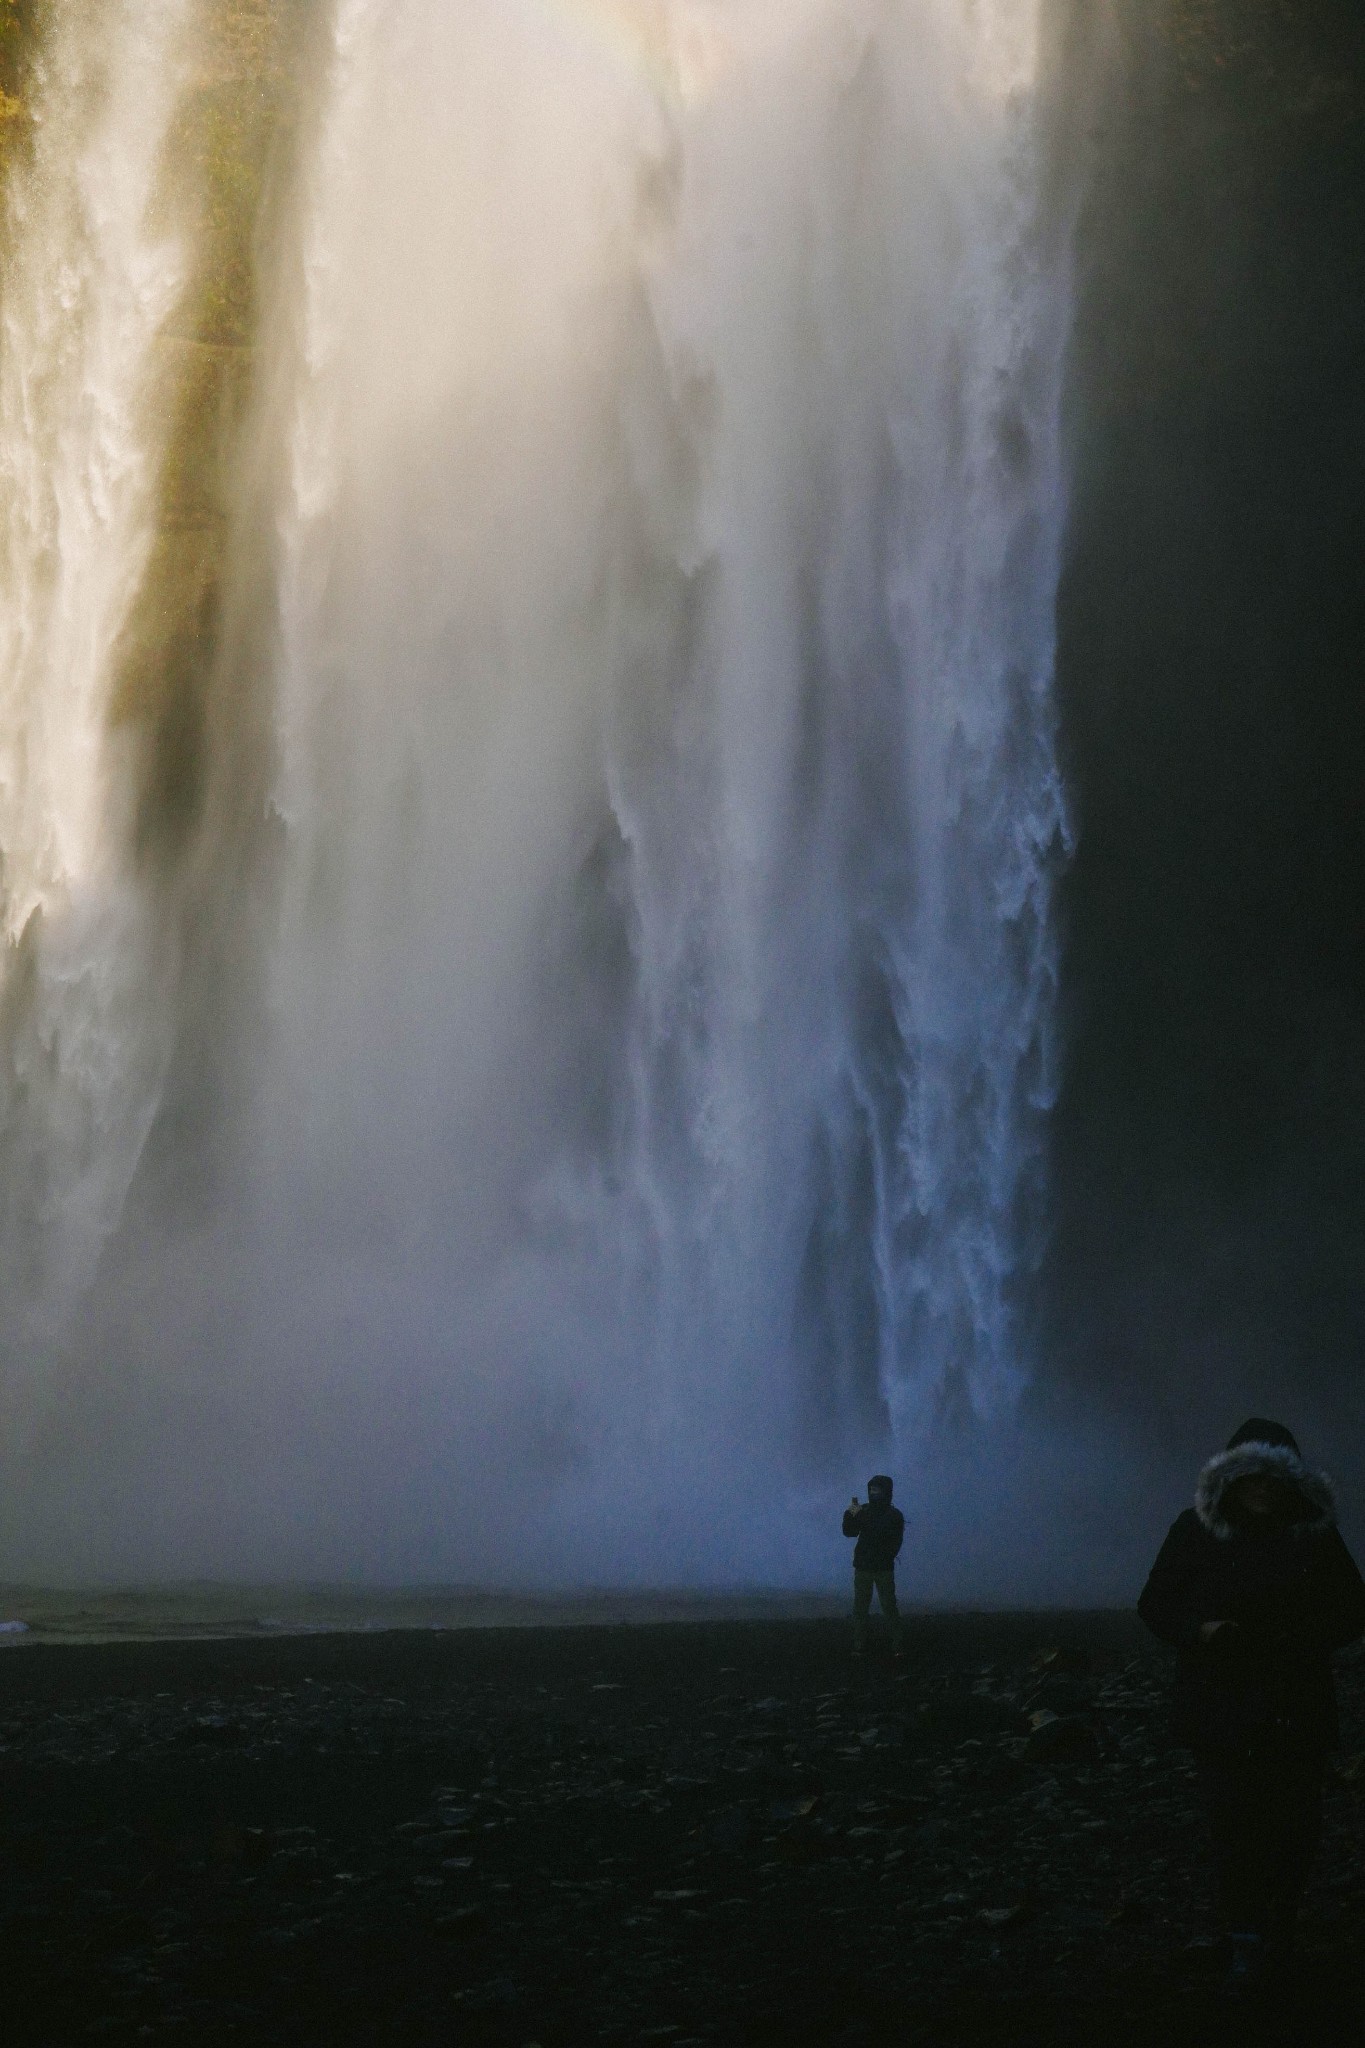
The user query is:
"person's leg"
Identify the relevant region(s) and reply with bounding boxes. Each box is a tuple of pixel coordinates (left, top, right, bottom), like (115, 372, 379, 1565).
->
(1198, 1756, 1267, 1972)
(852, 1570, 872, 1654)
(1262, 1751, 1324, 1969)
(873, 1572, 902, 1656)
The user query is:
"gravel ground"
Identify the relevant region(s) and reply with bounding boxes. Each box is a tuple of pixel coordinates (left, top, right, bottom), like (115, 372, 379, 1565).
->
(1, 1614, 1362, 2045)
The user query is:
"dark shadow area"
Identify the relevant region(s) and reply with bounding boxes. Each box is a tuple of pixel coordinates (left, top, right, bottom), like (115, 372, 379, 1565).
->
(1048, 0, 1365, 1451)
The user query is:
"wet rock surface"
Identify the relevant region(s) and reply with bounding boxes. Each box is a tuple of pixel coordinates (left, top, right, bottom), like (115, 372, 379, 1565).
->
(2, 1615, 1363, 2044)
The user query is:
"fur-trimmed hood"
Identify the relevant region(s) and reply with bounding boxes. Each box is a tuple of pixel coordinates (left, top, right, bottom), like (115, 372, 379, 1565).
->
(1195, 1440, 1336, 1541)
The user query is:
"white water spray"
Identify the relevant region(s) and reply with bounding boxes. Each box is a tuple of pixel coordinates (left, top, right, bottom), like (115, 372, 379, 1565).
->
(246, 0, 1072, 1566)
(0, 0, 1076, 1581)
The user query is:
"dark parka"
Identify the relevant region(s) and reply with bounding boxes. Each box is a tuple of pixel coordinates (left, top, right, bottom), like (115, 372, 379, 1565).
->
(1138, 1438, 1365, 1757)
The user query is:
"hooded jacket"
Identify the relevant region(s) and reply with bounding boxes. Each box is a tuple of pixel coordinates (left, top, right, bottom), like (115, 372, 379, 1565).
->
(842, 1491, 904, 1573)
(1138, 1427, 1365, 1756)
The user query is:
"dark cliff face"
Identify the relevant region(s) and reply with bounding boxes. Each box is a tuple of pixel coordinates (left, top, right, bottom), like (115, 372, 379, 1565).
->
(1047, 0, 1365, 1442)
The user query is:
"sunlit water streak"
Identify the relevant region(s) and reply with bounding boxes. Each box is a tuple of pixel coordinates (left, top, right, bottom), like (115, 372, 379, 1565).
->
(0, 1, 198, 1348)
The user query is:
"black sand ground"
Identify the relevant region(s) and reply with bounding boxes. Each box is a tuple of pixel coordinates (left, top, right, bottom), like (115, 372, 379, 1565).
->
(1, 1614, 1362, 2047)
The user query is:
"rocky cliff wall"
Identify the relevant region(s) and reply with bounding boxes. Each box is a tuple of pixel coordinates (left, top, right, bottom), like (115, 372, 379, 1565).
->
(1051, 0, 1365, 1442)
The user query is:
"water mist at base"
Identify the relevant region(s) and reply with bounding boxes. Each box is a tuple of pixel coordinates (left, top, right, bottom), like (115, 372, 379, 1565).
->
(0, 0, 1081, 1590)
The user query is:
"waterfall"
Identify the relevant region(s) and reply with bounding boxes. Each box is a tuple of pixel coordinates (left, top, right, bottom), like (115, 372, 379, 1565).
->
(0, 0, 1076, 1579)
(250, 0, 1072, 1562)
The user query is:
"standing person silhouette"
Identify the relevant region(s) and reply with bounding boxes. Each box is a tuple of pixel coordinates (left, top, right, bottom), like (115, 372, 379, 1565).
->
(843, 1475, 904, 1659)
(1138, 1419, 1365, 1993)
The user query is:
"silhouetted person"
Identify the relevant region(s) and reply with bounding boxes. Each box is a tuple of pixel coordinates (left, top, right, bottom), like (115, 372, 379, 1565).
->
(843, 1475, 904, 1658)
(1139, 1418, 1365, 1992)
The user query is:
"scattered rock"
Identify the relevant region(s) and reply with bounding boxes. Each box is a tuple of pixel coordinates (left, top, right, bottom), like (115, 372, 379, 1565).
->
(977, 1902, 1033, 1930)
(769, 1794, 819, 1823)
(1025, 1714, 1100, 1765)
